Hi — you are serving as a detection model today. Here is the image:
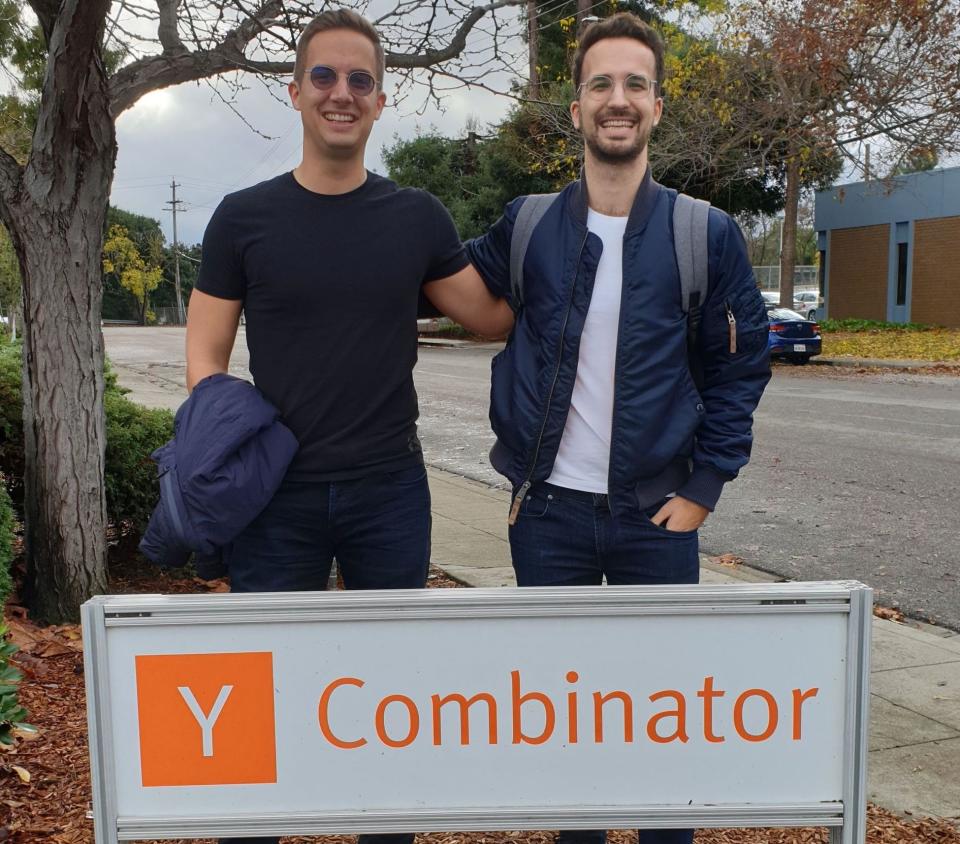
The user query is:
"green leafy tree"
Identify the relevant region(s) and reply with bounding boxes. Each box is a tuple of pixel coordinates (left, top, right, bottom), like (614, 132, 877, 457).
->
(0, 226, 19, 326)
(102, 207, 167, 321)
(153, 242, 200, 313)
(384, 117, 555, 238)
(102, 224, 163, 325)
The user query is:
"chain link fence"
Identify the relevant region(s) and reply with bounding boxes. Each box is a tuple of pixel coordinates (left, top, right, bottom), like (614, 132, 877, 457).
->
(153, 306, 187, 325)
(753, 265, 819, 292)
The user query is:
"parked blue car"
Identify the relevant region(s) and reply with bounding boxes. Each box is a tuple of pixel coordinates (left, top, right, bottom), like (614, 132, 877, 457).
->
(767, 307, 822, 364)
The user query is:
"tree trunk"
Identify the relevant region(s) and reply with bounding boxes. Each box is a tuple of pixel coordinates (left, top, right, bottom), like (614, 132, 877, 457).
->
(779, 156, 800, 308)
(1, 0, 117, 622)
(12, 182, 114, 622)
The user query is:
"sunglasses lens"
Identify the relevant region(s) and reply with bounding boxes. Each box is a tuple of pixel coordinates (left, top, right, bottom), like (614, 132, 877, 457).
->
(310, 66, 337, 89)
(348, 72, 376, 96)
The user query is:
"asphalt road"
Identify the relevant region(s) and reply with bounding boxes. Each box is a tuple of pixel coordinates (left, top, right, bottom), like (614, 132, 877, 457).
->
(104, 328, 960, 630)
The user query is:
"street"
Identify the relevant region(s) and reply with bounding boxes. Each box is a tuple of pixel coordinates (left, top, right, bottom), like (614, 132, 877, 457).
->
(104, 328, 960, 631)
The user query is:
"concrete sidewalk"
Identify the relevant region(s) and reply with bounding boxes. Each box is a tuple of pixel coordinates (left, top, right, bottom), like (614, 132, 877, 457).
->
(427, 467, 960, 823)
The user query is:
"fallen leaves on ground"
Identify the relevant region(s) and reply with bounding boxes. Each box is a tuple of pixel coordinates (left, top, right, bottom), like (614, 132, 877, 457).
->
(874, 606, 905, 623)
(823, 328, 960, 361)
(710, 553, 745, 568)
(3, 567, 960, 843)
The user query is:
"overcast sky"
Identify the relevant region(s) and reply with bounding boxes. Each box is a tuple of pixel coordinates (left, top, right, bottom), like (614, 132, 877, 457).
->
(111, 76, 514, 246)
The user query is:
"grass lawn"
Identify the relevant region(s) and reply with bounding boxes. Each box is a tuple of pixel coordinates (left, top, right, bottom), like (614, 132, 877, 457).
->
(820, 319, 960, 361)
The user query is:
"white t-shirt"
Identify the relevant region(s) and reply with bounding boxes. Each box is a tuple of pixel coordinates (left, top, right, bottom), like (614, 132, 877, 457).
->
(546, 208, 628, 494)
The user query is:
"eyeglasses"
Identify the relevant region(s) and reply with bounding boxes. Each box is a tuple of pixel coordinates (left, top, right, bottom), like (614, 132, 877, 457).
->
(308, 65, 379, 97)
(578, 74, 658, 100)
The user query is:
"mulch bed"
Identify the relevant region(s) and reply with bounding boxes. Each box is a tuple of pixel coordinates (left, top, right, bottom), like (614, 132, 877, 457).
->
(1, 559, 958, 844)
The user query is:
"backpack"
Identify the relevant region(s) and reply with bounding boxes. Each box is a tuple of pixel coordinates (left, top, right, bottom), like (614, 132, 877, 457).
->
(508, 190, 711, 387)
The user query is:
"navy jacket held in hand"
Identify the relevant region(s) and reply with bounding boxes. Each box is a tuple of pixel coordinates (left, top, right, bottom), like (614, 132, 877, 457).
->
(466, 169, 772, 518)
(139, 373, 298, 576)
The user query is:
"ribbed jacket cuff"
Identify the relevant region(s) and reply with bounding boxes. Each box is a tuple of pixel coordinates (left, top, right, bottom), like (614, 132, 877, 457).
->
(677, 464, 731, 512)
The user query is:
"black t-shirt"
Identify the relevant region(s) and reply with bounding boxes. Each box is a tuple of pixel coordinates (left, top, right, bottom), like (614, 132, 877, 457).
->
(196, 172, 468, 480)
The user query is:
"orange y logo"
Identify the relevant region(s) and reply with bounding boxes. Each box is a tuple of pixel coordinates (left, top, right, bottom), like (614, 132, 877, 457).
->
(135, 652, 277, 787)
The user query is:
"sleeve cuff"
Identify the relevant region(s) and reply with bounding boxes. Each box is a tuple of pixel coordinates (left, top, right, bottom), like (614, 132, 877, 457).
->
(677, 464, 732, 512)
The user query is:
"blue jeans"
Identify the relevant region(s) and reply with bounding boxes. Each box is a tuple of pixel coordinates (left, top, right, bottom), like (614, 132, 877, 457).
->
(510, 482, 698, 844)
(220, 464, 430, 844)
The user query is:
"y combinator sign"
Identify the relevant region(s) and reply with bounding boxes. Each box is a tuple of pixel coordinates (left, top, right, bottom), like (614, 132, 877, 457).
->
(83, 583, 872, 844)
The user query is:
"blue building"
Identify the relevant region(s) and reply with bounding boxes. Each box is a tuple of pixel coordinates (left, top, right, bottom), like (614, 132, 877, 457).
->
(815, 166, 960, 327)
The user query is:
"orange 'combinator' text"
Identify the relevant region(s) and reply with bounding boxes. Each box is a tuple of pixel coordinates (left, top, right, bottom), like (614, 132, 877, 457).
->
(317, 670, 819, 749)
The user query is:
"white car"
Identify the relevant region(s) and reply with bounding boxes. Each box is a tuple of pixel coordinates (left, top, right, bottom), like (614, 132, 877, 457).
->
(792, 290, 824, 320)
(761, 291, 780, 310)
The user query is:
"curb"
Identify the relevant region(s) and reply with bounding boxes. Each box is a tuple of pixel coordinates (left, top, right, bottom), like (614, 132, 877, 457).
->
(417, 337, 474, 348)
(811, 356, 957, 371)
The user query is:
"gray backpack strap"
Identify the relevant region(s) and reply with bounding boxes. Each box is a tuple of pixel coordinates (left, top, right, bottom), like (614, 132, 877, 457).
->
(673, 192, 711, 318)
(510, 192, 559, 307)
(673, 192, 711, 387)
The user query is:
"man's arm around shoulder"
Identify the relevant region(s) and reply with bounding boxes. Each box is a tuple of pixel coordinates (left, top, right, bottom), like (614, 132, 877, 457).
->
(422, 265, 514, 338)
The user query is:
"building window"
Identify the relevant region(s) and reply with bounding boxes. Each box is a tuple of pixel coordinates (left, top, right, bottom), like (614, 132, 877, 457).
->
(819, 251, 826, 296)
(897, 243, 908, 306)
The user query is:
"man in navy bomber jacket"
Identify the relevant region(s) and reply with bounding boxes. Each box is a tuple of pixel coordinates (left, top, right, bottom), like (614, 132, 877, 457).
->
(466, 15, 772, 844)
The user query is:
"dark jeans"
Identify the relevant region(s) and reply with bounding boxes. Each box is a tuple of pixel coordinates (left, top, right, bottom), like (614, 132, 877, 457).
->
(220, 464, 430, 844)
(510, 482, 698, 844)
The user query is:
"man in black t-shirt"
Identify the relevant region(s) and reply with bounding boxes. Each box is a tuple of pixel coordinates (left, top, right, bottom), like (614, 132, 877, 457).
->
(186, 12, 512, 844)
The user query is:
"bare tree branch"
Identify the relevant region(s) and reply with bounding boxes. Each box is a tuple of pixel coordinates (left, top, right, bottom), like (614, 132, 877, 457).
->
(386, 0, 523, 68)
(110, 0, 526, 114)
(110, 0, 286, 113)
(157, 0, 189, 54)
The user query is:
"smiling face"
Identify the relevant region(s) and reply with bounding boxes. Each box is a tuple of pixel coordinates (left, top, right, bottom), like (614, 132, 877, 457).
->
(570, 37, 663, 168)
(288, 28, 386, 164)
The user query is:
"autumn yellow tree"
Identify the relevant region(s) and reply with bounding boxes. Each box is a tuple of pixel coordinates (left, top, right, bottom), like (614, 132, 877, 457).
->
(729, 0, 960, 307)
(102, 225, 162, 326)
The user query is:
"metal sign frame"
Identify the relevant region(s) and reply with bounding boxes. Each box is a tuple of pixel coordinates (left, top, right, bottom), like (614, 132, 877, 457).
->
(83, 581, 871, 843)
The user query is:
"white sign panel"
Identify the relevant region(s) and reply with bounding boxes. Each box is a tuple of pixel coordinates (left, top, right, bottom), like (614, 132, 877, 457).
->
(83, 582, 871, 843)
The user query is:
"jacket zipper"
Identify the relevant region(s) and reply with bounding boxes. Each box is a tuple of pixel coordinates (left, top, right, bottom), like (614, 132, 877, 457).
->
(605, 230, 632, 513)
(725, 300, 737, 354)
(509, 231, 591, 525)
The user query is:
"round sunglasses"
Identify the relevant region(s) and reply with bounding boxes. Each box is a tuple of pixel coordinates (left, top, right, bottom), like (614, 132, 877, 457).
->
(308, 65, 379, 97)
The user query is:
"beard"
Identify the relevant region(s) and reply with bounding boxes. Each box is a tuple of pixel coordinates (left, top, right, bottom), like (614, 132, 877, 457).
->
(581, 111, 652, 165)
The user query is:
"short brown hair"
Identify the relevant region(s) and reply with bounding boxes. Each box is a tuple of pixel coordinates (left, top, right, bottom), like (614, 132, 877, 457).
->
(571, 13, 665, 90)
(293, 8, 385, 85)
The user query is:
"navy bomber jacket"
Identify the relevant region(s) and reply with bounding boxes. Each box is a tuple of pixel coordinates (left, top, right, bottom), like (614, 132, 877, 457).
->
(139, 373, 298, 577)
(466, 168, 772, 518)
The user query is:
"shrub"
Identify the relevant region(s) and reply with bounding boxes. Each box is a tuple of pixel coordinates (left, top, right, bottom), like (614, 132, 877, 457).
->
(0, 483, 14, 605)
(104, 392, 174, 531)
(819, 318, 933, 333)
(0, 623, 32, 746)
(0, 339, 24, 500)
(0, 337, 173, 533)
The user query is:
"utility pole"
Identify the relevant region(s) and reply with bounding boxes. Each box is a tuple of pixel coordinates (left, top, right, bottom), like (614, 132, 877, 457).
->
(164, 179, 186, 324)
(576, 0, 592, 31)
(527, 0, 539, 98)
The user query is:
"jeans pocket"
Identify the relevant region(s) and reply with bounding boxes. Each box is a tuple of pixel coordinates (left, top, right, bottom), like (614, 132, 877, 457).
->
(519, 486, 555, 519)
(386, 464, 428, 486)
(642, 498, 698, 537)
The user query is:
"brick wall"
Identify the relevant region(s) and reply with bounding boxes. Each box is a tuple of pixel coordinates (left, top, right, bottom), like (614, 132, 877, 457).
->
(828, 225, 889, 321)
(912, 216, 960, 328)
